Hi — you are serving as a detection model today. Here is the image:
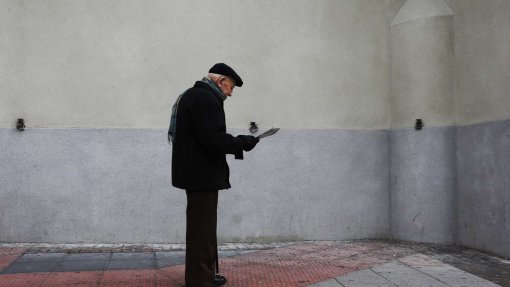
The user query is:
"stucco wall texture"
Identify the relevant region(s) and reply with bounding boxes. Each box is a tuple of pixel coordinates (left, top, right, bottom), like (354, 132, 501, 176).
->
(0, 0, 398, 130)
(390, 16, 455, 129)
(0, 128, 390, 243)
(449, 0, 510, 125)
(1, 0, 510, 257)
(447, 0, 510, 257)
(387, 0, 510, 257)
(456, 120, 510, 258)
(389, 2, 456, 245)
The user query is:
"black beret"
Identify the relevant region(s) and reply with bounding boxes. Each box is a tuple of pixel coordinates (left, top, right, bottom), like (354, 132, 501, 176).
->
(209, 63, 243, 87)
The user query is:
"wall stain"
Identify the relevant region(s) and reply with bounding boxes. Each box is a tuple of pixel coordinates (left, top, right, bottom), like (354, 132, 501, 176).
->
(232, 214, 242, 225)
(412, 211, 421, 222)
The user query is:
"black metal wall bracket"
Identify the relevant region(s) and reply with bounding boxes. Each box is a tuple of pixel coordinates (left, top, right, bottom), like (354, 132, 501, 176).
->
(415, 119, 424, 130)
(249, 122, 258, 134)
(16, 118, 25, 131)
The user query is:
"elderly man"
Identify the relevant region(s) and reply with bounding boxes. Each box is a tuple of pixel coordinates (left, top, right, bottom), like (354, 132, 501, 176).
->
(169, 63, 259, 287)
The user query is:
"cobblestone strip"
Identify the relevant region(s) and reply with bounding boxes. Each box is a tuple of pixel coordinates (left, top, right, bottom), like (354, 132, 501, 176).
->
(0, 240, 402, 255)
(0, 241, 296, 254)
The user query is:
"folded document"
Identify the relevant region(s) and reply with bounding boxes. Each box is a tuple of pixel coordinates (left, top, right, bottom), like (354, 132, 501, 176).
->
(256, 127, 279, 139)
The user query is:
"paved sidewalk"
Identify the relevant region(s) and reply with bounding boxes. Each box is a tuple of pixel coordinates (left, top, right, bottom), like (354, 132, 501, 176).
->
(0, 240, 508, 286)
(311, 253, 503, 287)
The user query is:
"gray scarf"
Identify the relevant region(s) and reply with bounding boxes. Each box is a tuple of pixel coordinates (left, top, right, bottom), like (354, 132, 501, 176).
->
(168, 77, 226, 144)
(201, 77, 227, 101)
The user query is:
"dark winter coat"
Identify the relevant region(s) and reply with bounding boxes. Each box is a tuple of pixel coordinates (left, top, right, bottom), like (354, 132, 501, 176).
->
(171, 81, 244, 190)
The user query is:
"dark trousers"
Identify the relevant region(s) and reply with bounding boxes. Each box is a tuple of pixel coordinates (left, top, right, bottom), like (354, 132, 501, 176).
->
(185, 190, 218, 287)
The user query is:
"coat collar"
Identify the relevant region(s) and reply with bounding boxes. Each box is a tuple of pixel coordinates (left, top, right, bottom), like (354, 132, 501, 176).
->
(194, 79, 227, 102)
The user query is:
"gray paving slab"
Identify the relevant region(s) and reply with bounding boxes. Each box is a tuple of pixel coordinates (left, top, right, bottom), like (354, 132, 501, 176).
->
(399, 254, 501, 287)
(16, 253, 67, 263)
(371, 261, 448, 287)
(107, 259, 155, 270)
(0, 261, 58, 274)
(155, 252, 185, 268)
(336, 269, 397, 287)
(218, 250, 239, 257)
(111, 252, 154, 260)
(424, 246, 510, 286)
(309, 278, 343, 287)
(238, 250, 260, 255)
(156, 257, 185, 268)
(417, 266, 500, 287)
(155, 251, 185, 259)
(153, 250, 258, 268)
(65, 252, 111, 261)
(53, 260, 108, 272)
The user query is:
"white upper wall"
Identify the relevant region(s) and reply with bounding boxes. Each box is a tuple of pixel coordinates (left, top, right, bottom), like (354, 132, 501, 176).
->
(448, 0, 510, 125)
(391, 0, 453, 27)
(390, 0, 455, 128)
(390, 16, 455, 129)
(0, 0, 400, 129)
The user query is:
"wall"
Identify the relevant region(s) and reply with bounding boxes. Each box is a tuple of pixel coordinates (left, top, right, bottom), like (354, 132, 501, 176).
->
(0, 0, 398, 243)
(2, 0, 509, 257)
(390, 0, 510, 256)
(389, 0, 456, 244)
(0, 0, 396, 130)
(448, 0, 510, 126)
(0, 128, 390, 243)
(448, 0, 510, 257)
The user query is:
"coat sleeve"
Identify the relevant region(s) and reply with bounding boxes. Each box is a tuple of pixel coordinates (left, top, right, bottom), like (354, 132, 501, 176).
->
(190, 93, 244, 158)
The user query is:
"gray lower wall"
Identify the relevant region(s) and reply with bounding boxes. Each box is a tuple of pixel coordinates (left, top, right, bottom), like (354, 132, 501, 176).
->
(457, 119, 510, 258)
(0, 128, 390, 243)
(2, 122, 508, 257)
(390, 126, 457, 244)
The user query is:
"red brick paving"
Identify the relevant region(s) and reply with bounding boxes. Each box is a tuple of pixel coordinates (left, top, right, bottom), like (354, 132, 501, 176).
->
(0, 273, 49, 287)
(99, 269, 157, 287)
(42, 271, 102, 287)
(157, 266, 185, 287)
(0, 241, 424, 287)
(216, 241, 420, 286)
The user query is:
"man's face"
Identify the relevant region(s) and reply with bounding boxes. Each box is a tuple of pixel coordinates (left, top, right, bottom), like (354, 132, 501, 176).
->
(218, 77, 235, 97)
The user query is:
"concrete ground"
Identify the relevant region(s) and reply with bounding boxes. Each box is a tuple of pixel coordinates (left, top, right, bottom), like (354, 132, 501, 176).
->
(0, 240, 508, 287)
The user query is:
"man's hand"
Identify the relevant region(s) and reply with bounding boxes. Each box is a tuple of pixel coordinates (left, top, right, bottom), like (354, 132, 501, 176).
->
(238, 135, 259, 151)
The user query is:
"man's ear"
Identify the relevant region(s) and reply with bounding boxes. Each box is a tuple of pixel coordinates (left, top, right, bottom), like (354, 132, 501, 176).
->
(218, 77, 226, 85)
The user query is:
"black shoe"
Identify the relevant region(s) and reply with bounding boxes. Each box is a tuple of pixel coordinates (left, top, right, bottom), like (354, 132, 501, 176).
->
(213, 274, 227, 286)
